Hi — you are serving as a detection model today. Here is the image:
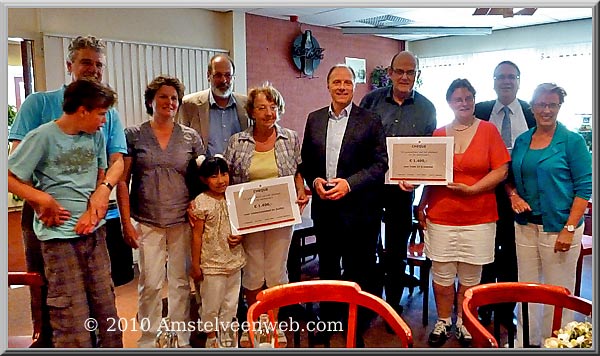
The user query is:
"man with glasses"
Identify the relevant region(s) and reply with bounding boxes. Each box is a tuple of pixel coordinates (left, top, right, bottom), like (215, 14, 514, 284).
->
(178, 54, 249, 330)
(359, 51, 436, 318)
(8, 35, 126, 347)
(474, 60, 536, 330)
(178, 54, 249, 156)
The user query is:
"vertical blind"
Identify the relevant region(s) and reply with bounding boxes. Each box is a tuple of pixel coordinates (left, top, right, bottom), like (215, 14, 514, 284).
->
(43, 34, 228, 127)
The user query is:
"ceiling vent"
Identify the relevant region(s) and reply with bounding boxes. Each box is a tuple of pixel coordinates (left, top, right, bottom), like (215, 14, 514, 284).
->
(356, 14, 414, 27)
(473, 8, 537, 18)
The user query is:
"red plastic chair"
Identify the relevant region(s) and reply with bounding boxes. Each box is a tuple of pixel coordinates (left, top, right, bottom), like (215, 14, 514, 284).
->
(8, 272, 45, 348)
(575, 207, 592, 297)
(246, 280, 413, 348)
(462, 282, 592, 348)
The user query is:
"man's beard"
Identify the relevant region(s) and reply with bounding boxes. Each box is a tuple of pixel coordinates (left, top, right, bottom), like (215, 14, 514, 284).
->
(211, 84, 232, 98)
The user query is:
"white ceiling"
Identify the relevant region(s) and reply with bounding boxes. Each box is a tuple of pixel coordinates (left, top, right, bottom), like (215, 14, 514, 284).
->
(213, 7, 593, 41)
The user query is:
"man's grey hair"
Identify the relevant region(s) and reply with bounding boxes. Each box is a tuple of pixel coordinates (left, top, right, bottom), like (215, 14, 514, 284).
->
(67, 35, 106, 62)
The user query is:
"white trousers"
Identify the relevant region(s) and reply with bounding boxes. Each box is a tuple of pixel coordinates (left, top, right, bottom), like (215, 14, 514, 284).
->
(514, 222, 583, 347)
(200, 271, 242, 333)
(135, 221, 192, 348)
(242, 226, 292, 290)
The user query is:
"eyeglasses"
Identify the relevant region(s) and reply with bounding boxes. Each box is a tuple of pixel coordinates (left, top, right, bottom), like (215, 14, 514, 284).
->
(256, 105, 279, 113)
(533, 102, 561, 110)
(451, 96, 475, 105)
(212, 72, 233, 80)
(390, 68, 417, 78)
(493, 74, 520, 81)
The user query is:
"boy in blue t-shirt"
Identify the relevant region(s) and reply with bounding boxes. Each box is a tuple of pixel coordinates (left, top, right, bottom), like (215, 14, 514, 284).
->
(8, 79, 123, 348)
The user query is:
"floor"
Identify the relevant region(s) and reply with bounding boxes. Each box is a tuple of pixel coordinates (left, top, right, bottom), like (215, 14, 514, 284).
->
(8, 253, 593, 349)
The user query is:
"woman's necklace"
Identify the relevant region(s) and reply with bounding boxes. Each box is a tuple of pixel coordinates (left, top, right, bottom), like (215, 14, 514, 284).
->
(452, 120, 475, 132)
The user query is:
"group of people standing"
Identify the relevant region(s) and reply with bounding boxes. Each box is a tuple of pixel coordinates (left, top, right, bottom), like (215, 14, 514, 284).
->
(7, 33, 591, 350)
(415, 61, 591, 348)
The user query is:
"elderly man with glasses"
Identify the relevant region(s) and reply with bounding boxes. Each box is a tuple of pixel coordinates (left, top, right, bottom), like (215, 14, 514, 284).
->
(359, 51, 436, 319)
(473, 60, 536, 331)
(178, 54, 250, 157)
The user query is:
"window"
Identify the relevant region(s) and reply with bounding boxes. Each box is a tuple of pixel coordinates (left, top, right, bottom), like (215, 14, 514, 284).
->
(419, 42, 592, 132)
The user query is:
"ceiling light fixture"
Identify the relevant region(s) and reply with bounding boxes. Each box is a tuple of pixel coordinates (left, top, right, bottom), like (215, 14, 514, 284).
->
(341, 26, 493, 36)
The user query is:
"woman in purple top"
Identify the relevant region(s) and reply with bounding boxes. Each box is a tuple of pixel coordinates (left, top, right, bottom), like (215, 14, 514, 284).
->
(116, 75, 203, 348)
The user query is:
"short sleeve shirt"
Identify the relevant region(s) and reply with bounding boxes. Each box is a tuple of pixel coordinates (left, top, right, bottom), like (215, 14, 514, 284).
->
(125, 121, 203, 227)
(426, 121, 511, 226)
(8, 122, 107, 240)
(191, 193, 245, 275)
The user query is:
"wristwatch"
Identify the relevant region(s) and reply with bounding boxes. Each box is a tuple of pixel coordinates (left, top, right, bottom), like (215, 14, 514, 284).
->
(101, 181, 114, 190)
(564, 224, 575, 232)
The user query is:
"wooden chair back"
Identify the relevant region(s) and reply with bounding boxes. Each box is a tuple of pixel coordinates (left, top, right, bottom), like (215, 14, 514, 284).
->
(247, 280, 413, 348)
(462, 282, 592, 348)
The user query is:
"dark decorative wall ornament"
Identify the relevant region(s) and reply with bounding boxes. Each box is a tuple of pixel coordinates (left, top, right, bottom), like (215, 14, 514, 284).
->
(292, 30, 325, 77)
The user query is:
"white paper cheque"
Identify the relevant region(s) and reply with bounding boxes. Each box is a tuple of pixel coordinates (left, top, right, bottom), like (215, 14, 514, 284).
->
(225, 175, 302, 235)
(385, 136, 454, 185)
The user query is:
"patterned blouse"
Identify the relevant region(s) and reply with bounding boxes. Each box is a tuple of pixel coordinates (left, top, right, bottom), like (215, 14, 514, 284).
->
(223, 124, 302, 184)
(191, 193, 245, 275)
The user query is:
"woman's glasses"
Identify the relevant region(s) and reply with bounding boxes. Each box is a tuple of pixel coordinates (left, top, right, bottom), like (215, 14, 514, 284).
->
(256, 105, 279, 113)
(450, 96, 475, 105)
(533, 102, 561, 110)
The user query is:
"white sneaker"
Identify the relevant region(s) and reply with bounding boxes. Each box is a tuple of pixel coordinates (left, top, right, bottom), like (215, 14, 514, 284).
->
(428, 320, 451, 347)
(455, 324, 472, 346)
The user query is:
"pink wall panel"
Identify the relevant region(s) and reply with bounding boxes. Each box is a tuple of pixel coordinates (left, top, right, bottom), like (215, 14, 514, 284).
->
(246, 14, 404, 140)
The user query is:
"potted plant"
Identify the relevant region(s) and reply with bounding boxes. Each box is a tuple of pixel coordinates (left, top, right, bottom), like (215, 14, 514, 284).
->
(8, 104, 17, 127)
(370, 65, 391, 90)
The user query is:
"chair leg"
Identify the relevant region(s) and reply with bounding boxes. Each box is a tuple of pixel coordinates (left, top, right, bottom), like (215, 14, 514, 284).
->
(574, 247, 584, 297)
(408, 265, 415, 295)
(421, 261, 431, 326)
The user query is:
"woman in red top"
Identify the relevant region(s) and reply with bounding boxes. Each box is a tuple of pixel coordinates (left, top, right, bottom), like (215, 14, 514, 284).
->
(417, 78, 510, 347)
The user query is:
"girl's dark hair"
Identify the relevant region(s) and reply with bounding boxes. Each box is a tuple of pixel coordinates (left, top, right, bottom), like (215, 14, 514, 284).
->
(198, 156, 229, 178)
(187, 156, 230, 197)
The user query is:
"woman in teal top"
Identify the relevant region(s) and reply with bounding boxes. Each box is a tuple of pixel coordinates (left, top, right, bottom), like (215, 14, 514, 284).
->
(507, 83, 592, 347)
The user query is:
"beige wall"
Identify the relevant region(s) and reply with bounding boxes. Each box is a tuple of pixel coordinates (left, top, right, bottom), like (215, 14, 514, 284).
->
(7, 8, 234, 91)
(408, 18, 592, 57)
(37, 8, 230, 50)
(8, 43, 21, 66)
(7, 9, 46, 89)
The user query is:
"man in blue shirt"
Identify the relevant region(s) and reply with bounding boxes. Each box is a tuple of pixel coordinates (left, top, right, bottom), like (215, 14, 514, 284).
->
(8, 79, 123, 348)
(178, 54, 249, 156)
(8, 35, 128, 347)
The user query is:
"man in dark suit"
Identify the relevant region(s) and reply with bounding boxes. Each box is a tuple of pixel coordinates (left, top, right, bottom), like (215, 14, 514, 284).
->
(474, 60, 536, 328)
(300, 64, 388, 346)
